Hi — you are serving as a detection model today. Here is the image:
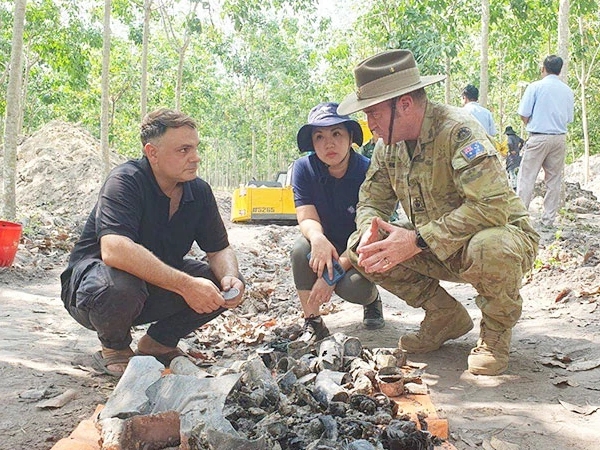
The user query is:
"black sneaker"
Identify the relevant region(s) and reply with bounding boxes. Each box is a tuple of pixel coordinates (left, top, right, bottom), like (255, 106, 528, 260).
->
(295, 317, 330, 346)
(363, 295, 385, 329)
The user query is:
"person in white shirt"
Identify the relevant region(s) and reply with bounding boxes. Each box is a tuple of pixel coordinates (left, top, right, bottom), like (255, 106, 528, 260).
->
(517, 55, 574, 227)
(462, 84, 497, 136)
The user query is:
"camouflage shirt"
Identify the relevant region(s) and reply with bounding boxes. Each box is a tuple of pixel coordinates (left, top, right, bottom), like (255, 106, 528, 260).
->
(351, 101, 538, 261)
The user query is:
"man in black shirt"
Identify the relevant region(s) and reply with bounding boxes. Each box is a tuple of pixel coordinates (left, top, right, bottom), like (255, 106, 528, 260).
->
(61, 109, 245, 376)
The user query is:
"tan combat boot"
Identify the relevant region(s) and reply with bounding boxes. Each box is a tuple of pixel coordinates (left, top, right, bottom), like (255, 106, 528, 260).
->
(468, 323, 512, 375)
(400, 301, 474, 353)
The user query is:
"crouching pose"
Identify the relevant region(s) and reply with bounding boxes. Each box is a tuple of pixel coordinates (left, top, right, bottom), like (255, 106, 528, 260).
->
(338, 50, 539, 375)
(290, 102, 385, 347)
(61, 108, 245, 376)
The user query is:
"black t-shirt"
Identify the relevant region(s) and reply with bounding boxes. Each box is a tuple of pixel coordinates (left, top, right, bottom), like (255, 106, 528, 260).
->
(64, 156, 228, 274)
(291, 150, 370, 255)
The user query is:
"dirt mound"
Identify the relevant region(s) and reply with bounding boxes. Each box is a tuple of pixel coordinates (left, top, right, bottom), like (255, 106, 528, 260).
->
(15, 120, 126, 228)
(565, 153, 600, 198)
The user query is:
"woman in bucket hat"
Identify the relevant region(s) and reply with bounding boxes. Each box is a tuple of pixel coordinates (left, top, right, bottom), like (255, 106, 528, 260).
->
(289, 102, 385, 349)
(339, 49, 539, 375)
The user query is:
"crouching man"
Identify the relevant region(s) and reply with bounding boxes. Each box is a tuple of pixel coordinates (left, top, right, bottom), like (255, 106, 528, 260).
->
(338, 50, 539, 375)
(61, 108, 244, 376)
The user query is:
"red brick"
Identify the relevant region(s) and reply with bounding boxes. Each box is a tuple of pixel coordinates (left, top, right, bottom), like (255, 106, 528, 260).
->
(391, 393, 451, 440)
(121, 410, 180, 449)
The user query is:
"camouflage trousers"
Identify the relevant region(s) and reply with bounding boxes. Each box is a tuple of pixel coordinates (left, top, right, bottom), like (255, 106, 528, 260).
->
(348, 225, 538, 330)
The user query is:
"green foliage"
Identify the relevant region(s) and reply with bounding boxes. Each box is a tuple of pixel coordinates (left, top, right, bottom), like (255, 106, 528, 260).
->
(3, 0, 600, 189)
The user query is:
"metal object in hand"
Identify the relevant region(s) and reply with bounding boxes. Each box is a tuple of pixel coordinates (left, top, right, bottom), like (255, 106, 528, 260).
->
(222, 287, 240, 301)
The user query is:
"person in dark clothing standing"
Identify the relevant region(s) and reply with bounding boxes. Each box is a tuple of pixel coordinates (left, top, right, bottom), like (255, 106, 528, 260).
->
(505, 126, 524, 190)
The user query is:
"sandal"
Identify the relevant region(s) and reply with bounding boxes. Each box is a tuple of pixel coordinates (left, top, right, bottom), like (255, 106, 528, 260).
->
(92, 350, 132, 377)
(135, 348, 188, 367)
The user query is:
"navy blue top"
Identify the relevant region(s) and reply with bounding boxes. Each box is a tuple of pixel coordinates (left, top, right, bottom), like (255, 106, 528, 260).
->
(64, 156, 228, 273)
(291, 150, 370, 254)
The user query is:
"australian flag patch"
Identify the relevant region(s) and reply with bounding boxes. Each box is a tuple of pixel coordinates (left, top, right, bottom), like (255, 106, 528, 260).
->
(461, 142, 486, 162)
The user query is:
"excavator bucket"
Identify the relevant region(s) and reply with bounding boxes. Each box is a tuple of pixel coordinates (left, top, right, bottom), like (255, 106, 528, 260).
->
(230, 167, 297, 223)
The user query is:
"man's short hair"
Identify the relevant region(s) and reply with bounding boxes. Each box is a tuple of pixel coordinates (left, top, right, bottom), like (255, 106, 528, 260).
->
(140, 108, 197, 145)
(407, 87, 427, 103)
(543, 55, 563, 75)
(462, 84, 479, 101)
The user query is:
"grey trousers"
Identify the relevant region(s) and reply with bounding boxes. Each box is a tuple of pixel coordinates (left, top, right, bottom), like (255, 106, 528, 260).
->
(516, 134, 566, 225)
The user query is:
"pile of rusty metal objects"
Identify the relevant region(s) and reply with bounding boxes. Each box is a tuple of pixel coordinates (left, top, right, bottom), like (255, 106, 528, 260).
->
(95, 332, 444, 450)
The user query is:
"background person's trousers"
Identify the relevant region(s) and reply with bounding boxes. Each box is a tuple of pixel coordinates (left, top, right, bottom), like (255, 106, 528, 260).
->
(348, 224, 538, 331)
(516, 134, 566, 225)
(62, 258, 225, 350)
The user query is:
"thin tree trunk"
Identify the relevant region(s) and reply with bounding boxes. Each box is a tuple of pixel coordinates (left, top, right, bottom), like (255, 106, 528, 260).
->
(141, 0, 152, 119)
(497, 57, 503, 131)
(576, 16, 597, 184)
(17, 52, 30, 137)
(580, 74, 589, 184)
(251, 128, 256, 179)
(558, 0, 570, 82)
(444, 55, 451, 105)
(2, 0, 27, 220)
(554, 0, 569, 209)
(175, 44, 188, 110)
(479, 0, 490, 107)
(159, 1, 199, 111)
(101, 0, 112, 179)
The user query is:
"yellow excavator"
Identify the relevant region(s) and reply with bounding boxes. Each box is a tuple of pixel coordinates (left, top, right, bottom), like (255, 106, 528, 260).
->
(230, 164, 297, 223)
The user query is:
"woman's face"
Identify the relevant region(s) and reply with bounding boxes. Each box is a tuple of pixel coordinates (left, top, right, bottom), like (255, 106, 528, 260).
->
(311, 124, 351, 166)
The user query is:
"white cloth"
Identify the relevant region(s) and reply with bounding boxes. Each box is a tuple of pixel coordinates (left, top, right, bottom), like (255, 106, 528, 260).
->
(463, 102, 497, 136)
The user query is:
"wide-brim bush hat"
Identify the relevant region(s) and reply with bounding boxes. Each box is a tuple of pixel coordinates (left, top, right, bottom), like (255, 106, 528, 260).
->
(297, 102, 363, 152)
(338, 49, 446, 115)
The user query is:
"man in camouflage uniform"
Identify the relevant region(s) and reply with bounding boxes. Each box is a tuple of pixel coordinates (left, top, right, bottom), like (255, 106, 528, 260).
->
(338, 49, 539, 375)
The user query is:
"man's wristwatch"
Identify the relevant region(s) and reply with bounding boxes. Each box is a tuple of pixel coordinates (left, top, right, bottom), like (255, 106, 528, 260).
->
(415, 230, 428, 249)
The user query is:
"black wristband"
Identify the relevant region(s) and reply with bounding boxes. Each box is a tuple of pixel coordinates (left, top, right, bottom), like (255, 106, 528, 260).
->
(415, 230, 428, 249)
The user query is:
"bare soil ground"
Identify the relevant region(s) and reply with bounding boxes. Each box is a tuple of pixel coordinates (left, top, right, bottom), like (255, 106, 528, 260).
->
(1, 122, 599, 449)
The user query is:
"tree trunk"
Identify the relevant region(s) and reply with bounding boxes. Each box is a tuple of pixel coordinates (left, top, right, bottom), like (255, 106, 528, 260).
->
(576, 17, 593, 184)
(479, 0, 490, 107)
(497, 56, 504, 131)
(580, 72, 589, 184)
(444, 54, 451, 105)
(17, 52, 30, 138)
(558, 0, 570, 82)
(175, 45, 187, 111)
(159, 1, 199, 111)
(251, 128, 256, 180)
(556, 0, 570, 209)
(101, 0, 112, 180)
(2, 0, 27, 220)
(141, 0, 152, 119)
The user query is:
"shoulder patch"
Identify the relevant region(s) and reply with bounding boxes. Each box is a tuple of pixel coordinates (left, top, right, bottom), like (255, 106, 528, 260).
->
(461, 142, 486, 162)
(456, 127, 472, 143)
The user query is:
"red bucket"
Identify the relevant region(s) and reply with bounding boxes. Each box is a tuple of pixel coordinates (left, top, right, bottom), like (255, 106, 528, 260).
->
(0, 221, 23, 267)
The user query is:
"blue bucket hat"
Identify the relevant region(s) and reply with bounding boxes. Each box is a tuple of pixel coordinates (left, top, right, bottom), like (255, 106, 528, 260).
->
(296, 102, 363, 152)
